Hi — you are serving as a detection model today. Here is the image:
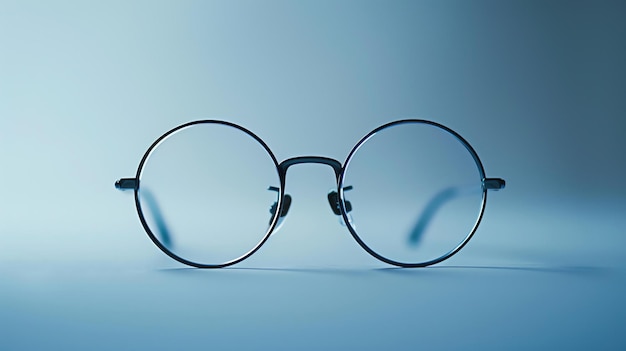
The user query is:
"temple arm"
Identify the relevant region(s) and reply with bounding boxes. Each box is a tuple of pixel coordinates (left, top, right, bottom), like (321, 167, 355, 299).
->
(115, 178, 136, 190)
(115, 178, 173, 248)
(483, 178, 506, 191)
(408, 178, 505, 246)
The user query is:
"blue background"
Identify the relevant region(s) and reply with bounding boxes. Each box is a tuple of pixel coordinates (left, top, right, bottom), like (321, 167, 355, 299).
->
(1, 0, 625, 349)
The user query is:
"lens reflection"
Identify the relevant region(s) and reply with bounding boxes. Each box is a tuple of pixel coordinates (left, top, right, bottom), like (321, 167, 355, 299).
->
(341, 121, 485, 265)
(137, 122, 280, 266)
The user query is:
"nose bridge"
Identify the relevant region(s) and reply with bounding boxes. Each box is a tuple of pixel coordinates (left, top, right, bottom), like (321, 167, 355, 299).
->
(278, 156, 343, 180)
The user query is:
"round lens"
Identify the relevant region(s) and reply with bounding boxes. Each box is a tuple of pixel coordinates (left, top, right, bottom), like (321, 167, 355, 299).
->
(135, 121, 281, 267)
(340, 120, 486, 266)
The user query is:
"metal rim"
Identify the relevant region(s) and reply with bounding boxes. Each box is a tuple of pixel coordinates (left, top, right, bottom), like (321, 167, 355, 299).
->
(338, 119, 488, 267)
(133, 120, 284, 268)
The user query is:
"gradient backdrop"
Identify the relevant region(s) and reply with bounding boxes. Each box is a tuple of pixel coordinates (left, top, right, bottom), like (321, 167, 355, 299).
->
(1, 1, 625, 350)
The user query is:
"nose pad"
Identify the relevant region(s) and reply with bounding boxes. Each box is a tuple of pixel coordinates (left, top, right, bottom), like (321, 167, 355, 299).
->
(327, 186, 353, 226)
(268, 186, 292, 233)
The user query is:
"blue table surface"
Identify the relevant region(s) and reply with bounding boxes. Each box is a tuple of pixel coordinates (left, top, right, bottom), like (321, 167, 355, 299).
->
(2, 203, 624, 351)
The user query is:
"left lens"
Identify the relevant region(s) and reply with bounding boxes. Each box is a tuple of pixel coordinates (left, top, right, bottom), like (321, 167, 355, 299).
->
(136, 121, 281, 267)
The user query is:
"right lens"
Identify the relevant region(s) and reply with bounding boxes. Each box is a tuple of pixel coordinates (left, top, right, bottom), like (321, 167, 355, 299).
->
(135, 121, 281, 267)
(340, 120, 486, 266)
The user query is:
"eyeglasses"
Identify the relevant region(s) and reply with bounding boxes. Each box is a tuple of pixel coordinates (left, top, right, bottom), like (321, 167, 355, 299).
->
(115, 119, 505, 268)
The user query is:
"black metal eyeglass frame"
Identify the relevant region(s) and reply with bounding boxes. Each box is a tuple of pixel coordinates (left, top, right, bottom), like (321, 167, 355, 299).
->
(115, 119, 505, 268)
